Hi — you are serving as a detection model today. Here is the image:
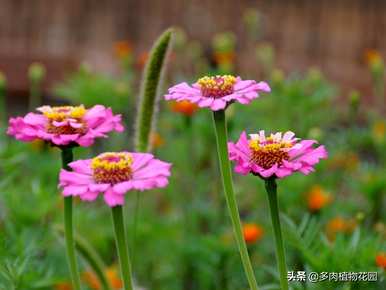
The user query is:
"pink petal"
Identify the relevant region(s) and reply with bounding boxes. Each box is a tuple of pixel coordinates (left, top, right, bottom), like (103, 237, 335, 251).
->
(79, 191, 99, 201)
(113, 181, 133, 194)
(62, 185, 89, 196)
(104, 188, 125, 207)
(210, 99, 227, 111)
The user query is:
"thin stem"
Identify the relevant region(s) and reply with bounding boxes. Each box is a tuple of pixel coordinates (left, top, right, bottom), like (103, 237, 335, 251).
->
(61, 147, 82, 290)
(265, 177, 288, 290)
(212, 110, 260, 290)
(111, 205, 134, 290)
(131, 191, 140, 265)
(54, 225, 112, 290)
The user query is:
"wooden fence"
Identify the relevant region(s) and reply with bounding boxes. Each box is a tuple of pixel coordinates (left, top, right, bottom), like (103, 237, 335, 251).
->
(0, 0, 385, 102)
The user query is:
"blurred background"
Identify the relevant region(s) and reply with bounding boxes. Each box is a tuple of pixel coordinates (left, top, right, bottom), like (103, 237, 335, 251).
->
(0, 1, 385, 290)
(1, 0, 386, 108)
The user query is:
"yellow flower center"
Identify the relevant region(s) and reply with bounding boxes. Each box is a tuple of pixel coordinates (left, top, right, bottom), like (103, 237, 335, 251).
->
(39, 105, 88, 135)
(249, 137, 293, 169)
(91, 152, 133, 184)
(197, 75, 236, 98)
(42, 105, 86, 120)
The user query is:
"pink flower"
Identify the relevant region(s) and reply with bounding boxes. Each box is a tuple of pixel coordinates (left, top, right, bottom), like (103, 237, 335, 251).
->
(59, 152, 172, 207)
(7, 105, 124, 147)
(165, 75, 270, 111)
(228, 131, 328, 179)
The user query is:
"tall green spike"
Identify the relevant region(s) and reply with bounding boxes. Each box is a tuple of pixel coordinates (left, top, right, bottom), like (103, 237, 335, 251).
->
(135, 28, 174, 152)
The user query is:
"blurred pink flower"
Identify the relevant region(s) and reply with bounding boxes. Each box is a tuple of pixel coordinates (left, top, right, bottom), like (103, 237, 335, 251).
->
(228, 131, 327, 179)
(165, 75, 270, 111)
(7, 105, 123, 147)
(59, 152, 172, 207)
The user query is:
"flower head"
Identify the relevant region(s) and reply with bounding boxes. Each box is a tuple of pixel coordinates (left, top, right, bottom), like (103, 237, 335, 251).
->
(7, 105, 124, 147)
(228, 131, 327, 179)
(82, 266, 122, 289)
(325, 216, 357, 241)
(59, 152, 172, 207)
(137, 51, 149, 69)
(165, 75, 270, 111)
(364, 49, 383, 65)
(170, 100, 199, 116)
(307, 185, 332, 212)
(114, 41, 132, 59)
(375, 252, 386, 269)
(150, 132, 165, 149)
(54, 282, 72, 290)
(243, 223, 264, 244)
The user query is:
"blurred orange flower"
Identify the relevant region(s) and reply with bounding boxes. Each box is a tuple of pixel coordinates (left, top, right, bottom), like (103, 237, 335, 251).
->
(82, 266, 122, 290)
(375, 252, 386, 269)
(106, 266, 123, 289)
(326, 216, 356, 241)
(243, 223, 264, 244)
(82, 271, 100, 290)
(170, 100, 198, 117)
(213, 51, 235, 65)
(307, 185, 332, 212)
(55, 282, 72, 290)
(137, 51, 149, 69)
(114, 41, 132, 59)
(328, 152, 359, 172)
(150, 132, 165, 149)
(364, 49, 382, 65)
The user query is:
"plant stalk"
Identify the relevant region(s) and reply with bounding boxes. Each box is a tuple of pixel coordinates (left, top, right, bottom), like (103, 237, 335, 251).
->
(61, 147, 82, 290)
(212, 110, 260, 290)
(265, 177, 288, 290)
(111, 205, 134, 290)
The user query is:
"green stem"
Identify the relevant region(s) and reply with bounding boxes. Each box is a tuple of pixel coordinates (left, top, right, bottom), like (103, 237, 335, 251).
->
(212, 110, 260, 290)
(131, 191, 140, 264)
(111, 206, 134, 290)
(265, 177, 288, 290)
(54, 225, 112, 290)
(61, 147, 82, 290)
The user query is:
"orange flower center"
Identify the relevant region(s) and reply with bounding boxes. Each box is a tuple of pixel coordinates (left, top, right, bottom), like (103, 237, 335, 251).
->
(91, 152, 133, 184)
(249, 137, 292, 169)
(39, 105, 88, 135)
(197, 75, 236, 98)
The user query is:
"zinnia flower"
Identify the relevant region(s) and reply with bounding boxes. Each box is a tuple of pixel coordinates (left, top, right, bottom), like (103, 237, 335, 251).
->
(243, 223, 264, 244)
(7, 105, 123, 147)
(114, 41, 132, 59)
(150, 132, 165, 149)
(82, 266, 123, 290)
(228, 131, 327, 179)
(307, 185, 332, 212)
(375, 252, 386, 269)
(326, 216, 357, 241)
(170, 100, 198, 116)
(59, 152, 172, 207)
(54, 282, 72, 290)
(165, 75, 270, 111)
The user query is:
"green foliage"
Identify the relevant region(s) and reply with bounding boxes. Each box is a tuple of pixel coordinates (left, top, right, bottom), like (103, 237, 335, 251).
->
(54, 64, 133, 114)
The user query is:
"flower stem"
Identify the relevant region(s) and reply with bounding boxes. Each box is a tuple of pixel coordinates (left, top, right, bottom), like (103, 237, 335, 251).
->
(61, 147, 82, 290)
(265, 177, 288, 290)
(212, 110, 260, 290)
(111, 205, 134, 290)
